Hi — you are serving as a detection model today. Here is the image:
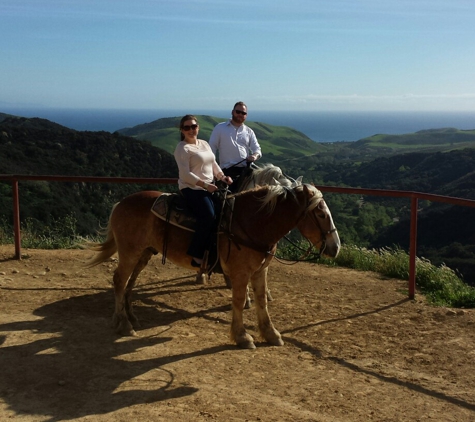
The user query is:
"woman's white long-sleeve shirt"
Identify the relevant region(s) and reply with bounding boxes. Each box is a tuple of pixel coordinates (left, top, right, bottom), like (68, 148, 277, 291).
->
(174, 139, 222, 190)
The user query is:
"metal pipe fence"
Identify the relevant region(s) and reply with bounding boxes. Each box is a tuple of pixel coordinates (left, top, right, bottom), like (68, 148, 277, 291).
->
(2, 174, 475, 300)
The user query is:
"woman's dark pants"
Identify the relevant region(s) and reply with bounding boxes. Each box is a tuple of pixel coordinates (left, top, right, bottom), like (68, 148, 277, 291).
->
(181, 188, 216, 259)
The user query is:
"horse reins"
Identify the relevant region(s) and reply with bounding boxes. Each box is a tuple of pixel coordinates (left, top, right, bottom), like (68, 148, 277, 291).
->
(270, 197, 337, 265)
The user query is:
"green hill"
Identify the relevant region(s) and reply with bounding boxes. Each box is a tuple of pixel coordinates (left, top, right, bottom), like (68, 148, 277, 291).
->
(117, 115, 325, 160)
(352, 128, 475, 154)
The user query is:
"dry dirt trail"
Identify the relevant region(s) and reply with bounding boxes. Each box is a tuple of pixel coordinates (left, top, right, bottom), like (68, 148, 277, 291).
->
(0, 246, 474, 421)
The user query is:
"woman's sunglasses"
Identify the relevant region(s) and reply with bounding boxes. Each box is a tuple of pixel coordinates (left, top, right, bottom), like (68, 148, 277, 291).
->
(182, 124, 199, 131)
(234, 110, 247, 115)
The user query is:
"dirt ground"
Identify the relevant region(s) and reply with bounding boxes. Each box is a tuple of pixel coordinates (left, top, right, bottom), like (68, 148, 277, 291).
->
(0, 246, 474, 422)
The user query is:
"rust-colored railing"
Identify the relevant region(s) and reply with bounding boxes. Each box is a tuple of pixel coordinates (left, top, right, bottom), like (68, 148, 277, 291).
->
(2, 174, 475, 300)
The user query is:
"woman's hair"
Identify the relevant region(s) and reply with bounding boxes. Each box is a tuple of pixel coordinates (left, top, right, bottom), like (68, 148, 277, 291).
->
(179, 114, 198, 141)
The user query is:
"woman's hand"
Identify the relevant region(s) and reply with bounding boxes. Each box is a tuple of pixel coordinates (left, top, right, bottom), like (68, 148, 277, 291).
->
(206, 183, 219, 193)
(221, 176, 233, 185)
(202, 181, 218, 192)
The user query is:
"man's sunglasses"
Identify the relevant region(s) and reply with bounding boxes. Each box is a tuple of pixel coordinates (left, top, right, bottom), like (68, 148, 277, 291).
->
(234, 110, 247, 115)
(182, 124, 199, 131)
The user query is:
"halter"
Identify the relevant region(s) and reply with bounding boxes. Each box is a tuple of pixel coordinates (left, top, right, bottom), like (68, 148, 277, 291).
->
(270, 194, 338, 265)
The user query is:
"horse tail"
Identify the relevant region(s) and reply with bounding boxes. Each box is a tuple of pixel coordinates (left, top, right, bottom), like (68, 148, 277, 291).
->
(84, 203, 118, 268)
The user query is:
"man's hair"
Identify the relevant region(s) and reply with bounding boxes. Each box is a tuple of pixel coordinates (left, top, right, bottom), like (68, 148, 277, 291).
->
(233, 101, 247, 110)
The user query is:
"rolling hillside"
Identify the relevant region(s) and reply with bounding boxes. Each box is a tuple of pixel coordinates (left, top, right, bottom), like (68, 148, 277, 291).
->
(117, 115, 326, 160)
(352, 128, 475, 154)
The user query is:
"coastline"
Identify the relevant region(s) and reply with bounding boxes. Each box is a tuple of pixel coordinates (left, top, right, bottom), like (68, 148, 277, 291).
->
(2, 108, 474, 143)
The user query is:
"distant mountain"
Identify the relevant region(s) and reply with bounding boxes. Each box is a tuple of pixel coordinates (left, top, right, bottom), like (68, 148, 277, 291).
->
(118, 117, 475, 168)
(117, 115, 326, 160)
(0, 112, 14, 123)
(352, 128, 475, 154)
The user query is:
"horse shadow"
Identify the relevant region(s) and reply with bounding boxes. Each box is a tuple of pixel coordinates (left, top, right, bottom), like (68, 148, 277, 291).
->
(0, 277, 233, 421)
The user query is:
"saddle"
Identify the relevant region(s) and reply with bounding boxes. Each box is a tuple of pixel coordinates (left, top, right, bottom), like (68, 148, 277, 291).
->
(151, 192, 235, 274)
(151, 193, 196, 231)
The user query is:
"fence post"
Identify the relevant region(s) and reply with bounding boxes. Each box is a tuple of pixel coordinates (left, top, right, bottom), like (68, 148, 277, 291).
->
(408, 196, 418, 299)
(12, 179, 21, 259)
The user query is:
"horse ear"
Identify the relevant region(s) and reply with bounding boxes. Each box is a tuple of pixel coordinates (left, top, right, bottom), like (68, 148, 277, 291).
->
(290, 176, 303, 188)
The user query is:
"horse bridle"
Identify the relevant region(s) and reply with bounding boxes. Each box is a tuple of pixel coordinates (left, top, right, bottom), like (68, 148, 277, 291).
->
(307, 198, 338, 254)
(273, 197, 337, 264)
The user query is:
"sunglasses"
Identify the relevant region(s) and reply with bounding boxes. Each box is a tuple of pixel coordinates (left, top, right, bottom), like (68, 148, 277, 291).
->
(182, 124, 199, 131)
(234, 110, 247, 115)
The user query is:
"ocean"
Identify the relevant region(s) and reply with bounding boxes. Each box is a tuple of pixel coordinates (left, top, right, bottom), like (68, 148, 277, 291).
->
(3, 108, 475, 143)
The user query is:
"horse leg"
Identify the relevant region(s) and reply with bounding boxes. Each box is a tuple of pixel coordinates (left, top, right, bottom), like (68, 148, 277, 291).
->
(224, 275, 251, 308)
(195, 269, 209, 285)
(243, 283, 271, 309)
(250, 267, 283, 346)
(229, 273, 256, 349)
(195, 251, 211, 285)
(123, 248, 155, 328)
(245, 285, 252, 309)
(112, 254, 142, 336)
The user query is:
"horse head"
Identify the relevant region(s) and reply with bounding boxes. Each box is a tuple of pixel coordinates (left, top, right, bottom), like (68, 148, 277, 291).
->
(296, 184, 341, 258)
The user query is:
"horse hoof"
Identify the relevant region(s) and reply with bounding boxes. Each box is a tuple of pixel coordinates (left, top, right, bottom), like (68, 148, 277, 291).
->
(114, 318, 137, 336)
(268, 337, 284, 346)
(262, 327, 283, 346)
(237, 340, 256, 349)
(116, 327, 137, 337)
(244, 300, 251, 309)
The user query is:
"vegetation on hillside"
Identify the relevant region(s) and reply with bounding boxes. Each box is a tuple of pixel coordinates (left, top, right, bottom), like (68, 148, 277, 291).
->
(2, 111, 475, 292)
(118, 114, 326, 159)
(0, 116, 178, 233)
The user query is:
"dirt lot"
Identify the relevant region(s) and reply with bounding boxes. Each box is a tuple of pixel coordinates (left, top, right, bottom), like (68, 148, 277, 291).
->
(0, 246, 474, 421)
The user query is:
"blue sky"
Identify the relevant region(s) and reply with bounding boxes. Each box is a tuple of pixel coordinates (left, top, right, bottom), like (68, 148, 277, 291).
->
(1, 0, 475, 112)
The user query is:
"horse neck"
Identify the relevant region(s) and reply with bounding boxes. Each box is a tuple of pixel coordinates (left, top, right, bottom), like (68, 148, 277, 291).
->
(232, 187, 307, 246)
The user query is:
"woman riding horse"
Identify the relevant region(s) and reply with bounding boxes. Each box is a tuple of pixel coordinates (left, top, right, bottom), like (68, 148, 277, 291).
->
(87, 181, 340, 349)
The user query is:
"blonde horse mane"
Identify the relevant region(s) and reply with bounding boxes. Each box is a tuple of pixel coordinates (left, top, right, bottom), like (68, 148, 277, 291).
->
(235, 183, 323, 214)
(239, 163, 292, 191)
(251, 163, 292, 187)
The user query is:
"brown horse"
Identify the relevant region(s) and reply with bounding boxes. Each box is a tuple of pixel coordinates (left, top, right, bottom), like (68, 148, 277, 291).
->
(86, 182, 340, 349)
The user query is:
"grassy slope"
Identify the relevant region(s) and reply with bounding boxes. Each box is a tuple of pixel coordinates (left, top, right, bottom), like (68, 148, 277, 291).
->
(356, 128, 475, 152)
(118, 115, 325, 158)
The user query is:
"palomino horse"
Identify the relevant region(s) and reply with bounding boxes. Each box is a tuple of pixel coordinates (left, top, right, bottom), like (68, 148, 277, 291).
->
(87, 182, 340, 349)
